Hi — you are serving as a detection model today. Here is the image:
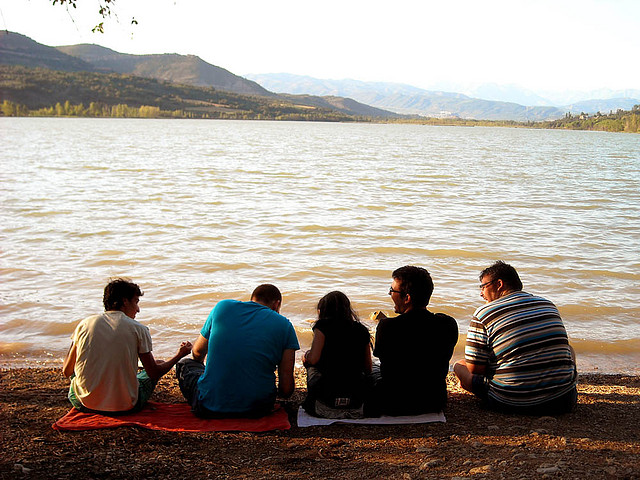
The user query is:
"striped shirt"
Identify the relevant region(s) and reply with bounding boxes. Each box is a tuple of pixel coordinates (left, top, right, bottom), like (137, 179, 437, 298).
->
(465, 291, 576, 407)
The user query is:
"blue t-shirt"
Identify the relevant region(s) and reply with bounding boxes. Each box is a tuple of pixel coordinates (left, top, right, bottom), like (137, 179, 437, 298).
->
(197, 300, 300, 413)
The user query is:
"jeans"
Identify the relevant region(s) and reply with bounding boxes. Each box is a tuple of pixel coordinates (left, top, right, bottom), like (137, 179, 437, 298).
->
(471, 374, 578, 415)
(175, 357, 274, 419)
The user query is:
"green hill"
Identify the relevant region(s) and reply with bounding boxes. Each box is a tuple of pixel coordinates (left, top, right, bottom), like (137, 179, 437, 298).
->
(0, 64, 367, 120)
(0, 31, 95, 72)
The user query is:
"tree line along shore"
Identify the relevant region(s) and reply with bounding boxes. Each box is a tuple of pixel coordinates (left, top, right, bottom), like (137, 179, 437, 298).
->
(3, 98, 639, 133)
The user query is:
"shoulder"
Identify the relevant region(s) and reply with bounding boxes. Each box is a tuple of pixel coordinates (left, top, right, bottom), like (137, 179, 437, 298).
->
(208, 299, 242, 319)
(521, 291, 556, 305)
(114, 312, 150, 335)
(77, 313, 102, 326)
(214, 299, 241, 311)
(474, 291, 526, 317)
(434, 312, 458, 328)
(375, 314, 396, 331)
(355, 321, 372, 341)
(252, 303, 294, 329)
(433, 311, 456, 322)
(313, 318, 330, 333)
(496, 291, 554, 310)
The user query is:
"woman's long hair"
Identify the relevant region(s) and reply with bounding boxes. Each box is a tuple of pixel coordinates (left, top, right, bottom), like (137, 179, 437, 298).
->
(314, 290, 360, 326)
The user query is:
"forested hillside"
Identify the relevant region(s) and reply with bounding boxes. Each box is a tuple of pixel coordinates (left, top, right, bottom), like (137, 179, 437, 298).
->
(542, 107, 640, 133)
(0, 65, 367, 121)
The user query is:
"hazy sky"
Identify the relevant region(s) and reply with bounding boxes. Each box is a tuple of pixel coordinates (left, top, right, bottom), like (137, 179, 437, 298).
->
(1, 0, 639, 93)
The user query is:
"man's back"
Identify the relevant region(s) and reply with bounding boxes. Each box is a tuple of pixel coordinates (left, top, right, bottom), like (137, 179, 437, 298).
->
(197, 299, 299, 414)
(467, 291, 576, 406)
(71, 311, 152, 411)
(374, 309, 458, 414)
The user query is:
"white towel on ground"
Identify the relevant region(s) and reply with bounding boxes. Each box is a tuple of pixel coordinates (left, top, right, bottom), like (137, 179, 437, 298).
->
(297, 408, 446, 427)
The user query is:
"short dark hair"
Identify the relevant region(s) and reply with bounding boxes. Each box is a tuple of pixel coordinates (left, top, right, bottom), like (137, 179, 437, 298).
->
(251, 284, 282, 306)
(103, 278, 143, 311)
(479, 261, 523, 291)
(392, 265, 434, 308)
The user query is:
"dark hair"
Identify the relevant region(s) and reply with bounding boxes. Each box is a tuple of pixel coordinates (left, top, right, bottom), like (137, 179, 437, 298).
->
(103, 278, 143, 311)
(315, 291, 360, 327)
(392, 265, 434, 308)
(251, 284, 282, 306)
(479, 261, 523, 291)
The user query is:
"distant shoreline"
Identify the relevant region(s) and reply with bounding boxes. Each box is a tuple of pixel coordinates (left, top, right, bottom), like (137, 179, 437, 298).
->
(2, 101, 640, 134)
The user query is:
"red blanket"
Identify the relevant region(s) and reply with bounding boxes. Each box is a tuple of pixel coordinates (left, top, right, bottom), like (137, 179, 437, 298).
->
(52, 402, 290, 432)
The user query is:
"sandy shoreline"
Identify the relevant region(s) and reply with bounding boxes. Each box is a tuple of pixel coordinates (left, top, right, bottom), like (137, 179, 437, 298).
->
(1, 368, 638, 479)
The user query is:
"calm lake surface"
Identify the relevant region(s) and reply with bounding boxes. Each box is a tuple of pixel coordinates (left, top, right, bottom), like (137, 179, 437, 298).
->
(1, 118, 639, 373)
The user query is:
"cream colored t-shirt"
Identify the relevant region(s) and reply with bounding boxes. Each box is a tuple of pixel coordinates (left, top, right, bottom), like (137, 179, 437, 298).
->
(70, 311, 153, 411)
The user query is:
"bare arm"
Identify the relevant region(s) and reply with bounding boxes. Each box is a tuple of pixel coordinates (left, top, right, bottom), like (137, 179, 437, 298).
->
(277, 348, 296, 398)
(467, 362, 486, 375)
(453, 359, 486, 392)
(191, 334, 209, 364)
(453, 359, 474, 392)
(139, 341, 192, 380)
(303, 330, 325, 367)
(62, 343, 77, 378)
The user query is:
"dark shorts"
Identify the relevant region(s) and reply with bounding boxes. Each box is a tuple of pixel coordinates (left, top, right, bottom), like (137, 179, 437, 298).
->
(68, 370, 157, 415)
(471, 374, 577, 415)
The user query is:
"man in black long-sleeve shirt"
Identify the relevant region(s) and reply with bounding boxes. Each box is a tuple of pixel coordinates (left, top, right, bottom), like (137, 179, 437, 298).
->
(368, 266, 458, 416)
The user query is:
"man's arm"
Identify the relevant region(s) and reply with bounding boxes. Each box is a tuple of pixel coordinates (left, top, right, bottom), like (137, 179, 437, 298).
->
(139, 341, 192, 380)
(453, 359, 486, 392)
(464, 318, 488, 376)
(453, 359, 474, 392)
(62, 343, 77, 378)
(277, 348, 296, 398)
(467, 362, 486, 375)
(191, 334, 209, 364)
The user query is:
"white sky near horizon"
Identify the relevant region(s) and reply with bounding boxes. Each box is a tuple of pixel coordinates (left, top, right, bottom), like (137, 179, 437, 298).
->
(1, 0, 639, 94)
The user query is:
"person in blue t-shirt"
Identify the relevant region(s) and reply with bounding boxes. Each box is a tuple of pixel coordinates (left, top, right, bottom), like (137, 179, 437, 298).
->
(176, 284, 300, 418)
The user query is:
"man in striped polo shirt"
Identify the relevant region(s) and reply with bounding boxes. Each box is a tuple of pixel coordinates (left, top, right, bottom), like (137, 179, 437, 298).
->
(454, 261, 577, 414)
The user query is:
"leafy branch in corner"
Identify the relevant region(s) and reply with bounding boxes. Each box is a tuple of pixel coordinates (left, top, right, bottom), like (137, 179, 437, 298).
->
(50, 0, 137, 33)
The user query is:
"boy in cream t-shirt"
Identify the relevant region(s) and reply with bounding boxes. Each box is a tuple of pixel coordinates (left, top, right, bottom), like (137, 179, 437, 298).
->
(63, 278, 192, 414)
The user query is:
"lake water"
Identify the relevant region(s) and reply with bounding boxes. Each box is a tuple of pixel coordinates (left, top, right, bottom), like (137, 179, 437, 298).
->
(1, 118, 639, 374)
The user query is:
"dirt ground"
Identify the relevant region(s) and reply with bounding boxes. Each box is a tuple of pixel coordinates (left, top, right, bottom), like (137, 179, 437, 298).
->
(1, 368, 638, 479)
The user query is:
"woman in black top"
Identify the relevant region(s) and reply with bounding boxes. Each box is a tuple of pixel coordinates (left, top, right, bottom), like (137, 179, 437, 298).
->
(303, 291, 372, 417)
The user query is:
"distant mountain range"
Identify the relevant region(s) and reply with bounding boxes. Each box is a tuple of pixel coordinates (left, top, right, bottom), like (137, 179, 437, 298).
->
(418, 80, 640, 108)
(245, 74, 640, 121)
(2, 31, 638, 121)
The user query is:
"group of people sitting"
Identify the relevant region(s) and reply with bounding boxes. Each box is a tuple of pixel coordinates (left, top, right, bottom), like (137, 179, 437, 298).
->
(63, 261, 578, 419)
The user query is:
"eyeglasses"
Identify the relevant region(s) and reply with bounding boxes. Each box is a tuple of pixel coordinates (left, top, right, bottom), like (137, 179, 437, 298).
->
(479, 279, 495, 290)
(388, 287, 403, 295)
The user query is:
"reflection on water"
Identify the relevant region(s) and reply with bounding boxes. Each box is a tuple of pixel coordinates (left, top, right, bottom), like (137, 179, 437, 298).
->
(1, 118, 639, 373)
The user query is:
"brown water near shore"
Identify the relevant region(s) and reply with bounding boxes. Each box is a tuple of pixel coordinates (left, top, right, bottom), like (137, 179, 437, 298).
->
(2, 119, 640, 376)
(1, 367, 638, 479)
(1, 333, 638, 376)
